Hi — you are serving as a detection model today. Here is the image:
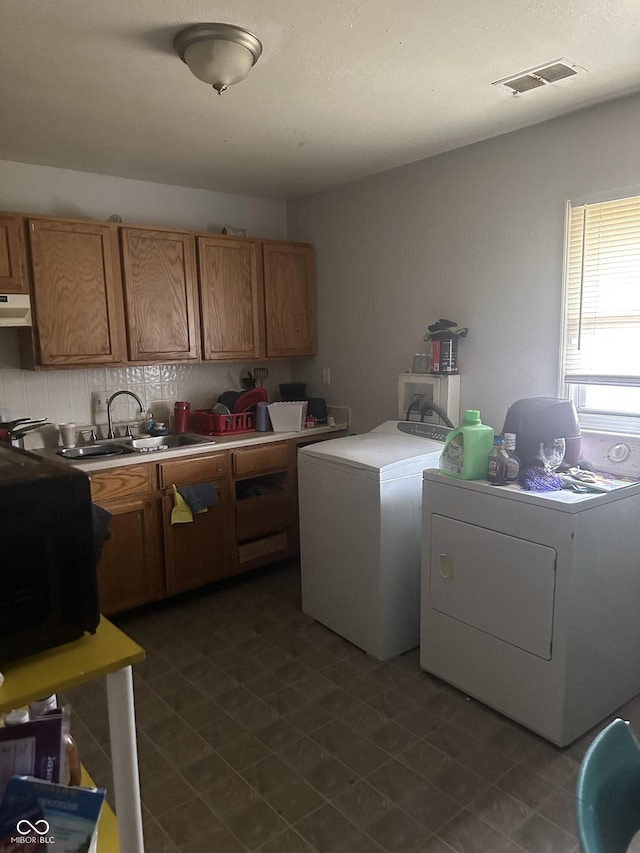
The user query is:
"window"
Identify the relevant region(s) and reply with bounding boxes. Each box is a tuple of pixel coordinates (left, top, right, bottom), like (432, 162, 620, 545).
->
(562, 191, 640, 433)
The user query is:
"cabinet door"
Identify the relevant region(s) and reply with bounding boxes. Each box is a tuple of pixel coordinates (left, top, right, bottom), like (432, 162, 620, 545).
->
(0, 214, 26, 293)
(27, 218, 125, 365)
(162, 478, 233, 595)
(197, 236, 264, 360)
(96, 496, 163, 615)
(262, 242, 316, 357)
(120, 227, 200, 362)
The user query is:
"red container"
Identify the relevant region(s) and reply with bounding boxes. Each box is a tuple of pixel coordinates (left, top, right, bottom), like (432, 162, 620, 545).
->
(174, 401, 190, 434)
(194, 409, 256, 436)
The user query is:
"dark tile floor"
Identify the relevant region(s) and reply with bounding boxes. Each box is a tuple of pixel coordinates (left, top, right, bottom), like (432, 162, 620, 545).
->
(64, 561, 640, 852)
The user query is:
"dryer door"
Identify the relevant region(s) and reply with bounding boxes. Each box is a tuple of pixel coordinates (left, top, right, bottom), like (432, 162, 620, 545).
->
(429, 515, 556, 660)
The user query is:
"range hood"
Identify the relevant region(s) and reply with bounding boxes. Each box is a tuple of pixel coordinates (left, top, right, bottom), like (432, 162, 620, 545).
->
(0, 294, 32, 326)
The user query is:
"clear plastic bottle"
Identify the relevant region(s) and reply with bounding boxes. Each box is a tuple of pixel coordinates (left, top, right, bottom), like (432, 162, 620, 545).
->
(487, 435, 509, 485)
(504, 433, 521, 483)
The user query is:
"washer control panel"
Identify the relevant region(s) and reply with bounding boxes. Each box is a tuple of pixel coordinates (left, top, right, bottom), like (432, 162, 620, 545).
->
(580, 431, 640, 478)
(396, 421, 451, 442)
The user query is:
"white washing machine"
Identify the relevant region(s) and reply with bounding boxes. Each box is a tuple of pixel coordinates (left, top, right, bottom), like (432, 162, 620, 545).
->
(299, 420, 449, 660)
(420, 431, 640, 746)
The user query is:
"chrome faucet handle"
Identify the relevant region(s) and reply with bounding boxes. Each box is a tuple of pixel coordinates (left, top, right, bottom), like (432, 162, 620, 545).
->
(125, 424, 134, 438)
(106, 390, 146, 439)
(79, 428, 97, 444)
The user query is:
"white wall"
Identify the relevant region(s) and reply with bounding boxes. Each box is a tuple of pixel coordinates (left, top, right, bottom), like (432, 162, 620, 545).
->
(0, 160, 290, 443)
(0, 160, 286, 236)
(288, 93, 640, 433)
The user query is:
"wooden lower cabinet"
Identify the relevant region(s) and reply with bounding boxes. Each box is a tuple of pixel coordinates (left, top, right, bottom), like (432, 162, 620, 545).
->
(91, 432, 346, 614)
(95, 495, 163, 615)
(159, 451, 233, 595)
(162, 477, 232, 595)
(232, 441, 296, 572)
(89, 463, 163, 615)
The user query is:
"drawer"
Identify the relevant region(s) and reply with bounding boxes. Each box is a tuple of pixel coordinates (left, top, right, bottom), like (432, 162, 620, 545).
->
(90, 464, 153, 502)
(232, 442, 289, 478)
(236, 490, 292, 542)
(158, 452, 228, 489)
(238, 531, 288, 565)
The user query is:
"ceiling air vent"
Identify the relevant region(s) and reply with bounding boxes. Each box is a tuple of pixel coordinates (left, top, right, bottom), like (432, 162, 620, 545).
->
(493, 58, 587, 94)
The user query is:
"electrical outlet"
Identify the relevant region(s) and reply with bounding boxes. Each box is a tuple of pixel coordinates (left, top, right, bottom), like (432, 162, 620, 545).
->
(91, 392, 110, 425)
(92, 391, 109, 414)
(322, 367, 331, 385)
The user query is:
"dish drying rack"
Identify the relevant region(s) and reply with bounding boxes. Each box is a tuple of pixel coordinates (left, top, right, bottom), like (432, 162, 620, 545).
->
(194, 410, 256, 436)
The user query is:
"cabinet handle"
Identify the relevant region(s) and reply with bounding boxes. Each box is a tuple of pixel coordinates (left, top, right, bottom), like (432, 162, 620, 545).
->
(439, 553, 454, 580)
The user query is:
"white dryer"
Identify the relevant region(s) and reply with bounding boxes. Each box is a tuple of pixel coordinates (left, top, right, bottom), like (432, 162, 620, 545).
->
(298, 420, 449, 660)
(420, 434, 640, 746)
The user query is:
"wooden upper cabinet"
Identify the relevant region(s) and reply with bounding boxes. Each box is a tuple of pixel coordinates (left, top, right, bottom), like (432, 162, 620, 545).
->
(197, 236, 264, 360)
(120, 227, 199, 362)
(27, 218, 125, 366)
(262, 241, 316, 357)
(0, 213, 26, 293)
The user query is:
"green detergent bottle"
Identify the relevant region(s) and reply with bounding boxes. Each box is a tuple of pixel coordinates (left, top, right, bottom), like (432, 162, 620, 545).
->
(439, 409, 494, 480)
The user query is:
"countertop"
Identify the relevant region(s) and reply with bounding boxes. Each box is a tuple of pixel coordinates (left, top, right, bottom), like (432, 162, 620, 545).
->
(32, 422, 350, 473)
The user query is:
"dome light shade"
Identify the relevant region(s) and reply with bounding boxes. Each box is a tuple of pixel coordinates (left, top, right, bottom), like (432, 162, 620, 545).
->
(174, 23, 263, 95)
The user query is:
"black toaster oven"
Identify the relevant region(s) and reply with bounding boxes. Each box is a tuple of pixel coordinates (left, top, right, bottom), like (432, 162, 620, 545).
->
(0, 444, 100, 665)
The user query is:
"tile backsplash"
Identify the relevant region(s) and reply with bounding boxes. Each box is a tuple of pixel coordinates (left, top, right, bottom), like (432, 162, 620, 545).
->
(0, 330, 296, 448)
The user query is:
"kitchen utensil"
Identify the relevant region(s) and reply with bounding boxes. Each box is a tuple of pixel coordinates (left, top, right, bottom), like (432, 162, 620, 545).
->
(1, 417, 48, 432)
(0, 417, 50, 445)
(174, 401, 190, 434)
(59, 422, 77, 448)
(233, 387, 269, 413)
(241, 372, 257, 390)
(212, 403, 231, 415)
(539, 438, 566, 472)
(256, 401, 270, 431)
(254, 367, 269, 387)
(217, 390, 242, 411)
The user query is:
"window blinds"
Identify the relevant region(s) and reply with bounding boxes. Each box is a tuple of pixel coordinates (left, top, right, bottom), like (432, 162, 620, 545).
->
(564, 194, 640, 384)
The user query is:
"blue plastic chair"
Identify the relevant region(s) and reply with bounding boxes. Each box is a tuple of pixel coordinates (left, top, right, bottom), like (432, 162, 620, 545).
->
(576, 718, 640, 853)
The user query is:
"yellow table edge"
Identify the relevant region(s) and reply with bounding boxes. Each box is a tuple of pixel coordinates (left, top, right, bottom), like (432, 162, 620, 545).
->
(81, 766, 120, 853)
(0, 617, 145, 712)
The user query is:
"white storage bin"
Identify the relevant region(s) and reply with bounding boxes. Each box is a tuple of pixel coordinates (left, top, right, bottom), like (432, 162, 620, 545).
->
(267, 401, 308, 432)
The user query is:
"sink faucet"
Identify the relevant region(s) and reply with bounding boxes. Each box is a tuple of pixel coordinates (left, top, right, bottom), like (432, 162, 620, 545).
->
(106, 390, 145, 439)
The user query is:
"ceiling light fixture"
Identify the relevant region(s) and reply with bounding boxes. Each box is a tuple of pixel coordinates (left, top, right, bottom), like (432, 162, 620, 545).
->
(174, 23, 263, 95)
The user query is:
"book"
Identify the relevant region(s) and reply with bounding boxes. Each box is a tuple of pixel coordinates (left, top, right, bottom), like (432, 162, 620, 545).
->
(0, 776, 105, 853)
(0, 713, 63, 801)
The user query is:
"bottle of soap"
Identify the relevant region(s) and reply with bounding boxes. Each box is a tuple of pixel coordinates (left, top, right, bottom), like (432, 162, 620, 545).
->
(439, 409, 494, 480)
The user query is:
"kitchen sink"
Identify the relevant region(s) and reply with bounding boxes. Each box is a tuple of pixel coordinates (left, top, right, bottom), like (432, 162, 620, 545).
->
(128, 434, 210, 451)
(55, 433, 211, 460)
(56, 444, 131, 459)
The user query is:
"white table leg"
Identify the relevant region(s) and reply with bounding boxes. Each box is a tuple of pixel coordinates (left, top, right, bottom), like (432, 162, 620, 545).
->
(106, 665, 144, 853)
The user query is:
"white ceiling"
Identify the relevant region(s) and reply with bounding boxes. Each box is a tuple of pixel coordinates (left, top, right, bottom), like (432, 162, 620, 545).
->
(1, 0, 639, 200)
